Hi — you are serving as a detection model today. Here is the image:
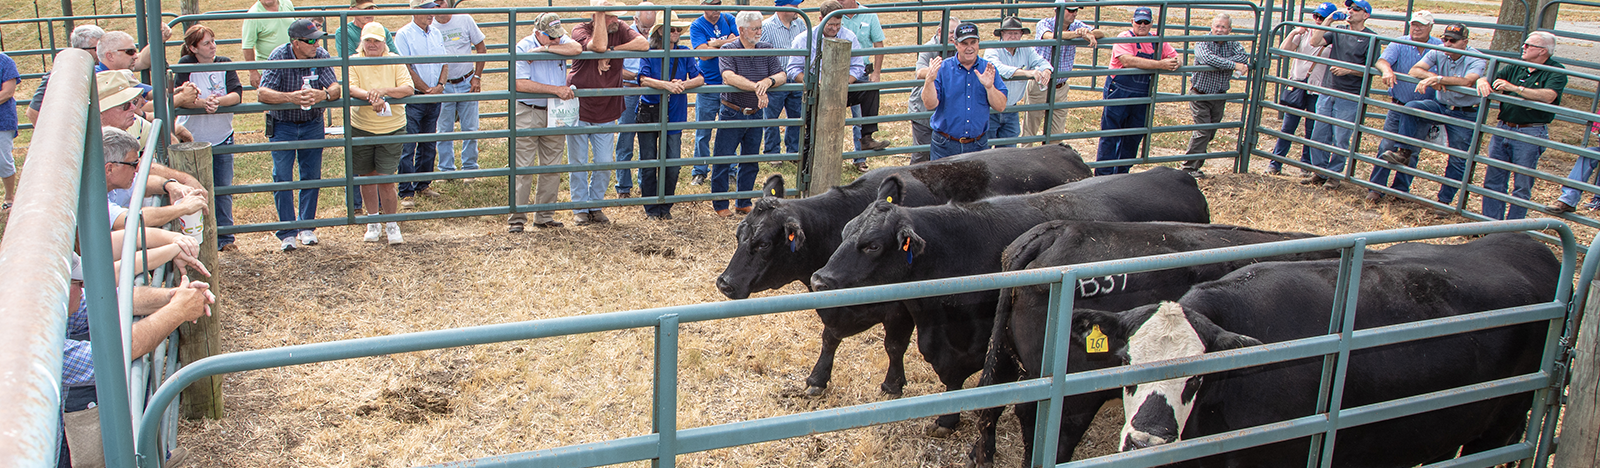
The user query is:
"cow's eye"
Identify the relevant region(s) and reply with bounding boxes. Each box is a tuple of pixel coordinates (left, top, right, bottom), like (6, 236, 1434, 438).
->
(754, 240, 770, 251)
(862, 243, 880, 254)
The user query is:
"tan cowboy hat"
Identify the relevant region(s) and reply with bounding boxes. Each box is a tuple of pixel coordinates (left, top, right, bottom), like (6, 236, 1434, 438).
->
(96, 70, 141, 111)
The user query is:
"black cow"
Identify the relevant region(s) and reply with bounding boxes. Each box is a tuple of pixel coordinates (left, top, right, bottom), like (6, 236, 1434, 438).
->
(716, 144, 1092, 396)
(810, 167, 1210, 437)
(1091, 233, 1557, 466)
(967, 221, 1341, 467)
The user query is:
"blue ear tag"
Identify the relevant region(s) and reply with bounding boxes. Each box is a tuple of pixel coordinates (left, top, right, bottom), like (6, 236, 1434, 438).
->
(788, 233, 798, 252)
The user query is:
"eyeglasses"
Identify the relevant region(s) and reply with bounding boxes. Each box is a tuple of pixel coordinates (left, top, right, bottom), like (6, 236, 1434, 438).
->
(1443, 37, 1465, 44)
(298, 38, 319, 45)
(1522, 43, 1546, 50)
(702, 0, 721, 4)
(1134, 20, 1151, 25)
(107, 160, 140, 168)
(118, 48, 138, 56)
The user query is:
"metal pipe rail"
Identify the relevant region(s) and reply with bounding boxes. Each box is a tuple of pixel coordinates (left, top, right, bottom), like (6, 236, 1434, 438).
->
(131, 219, 1572, 468)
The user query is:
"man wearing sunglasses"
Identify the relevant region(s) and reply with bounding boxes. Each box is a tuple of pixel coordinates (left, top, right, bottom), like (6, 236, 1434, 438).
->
(1479, 31, 1565, 220)
(258, 18, 342, 251)
(1303, 0, 1374, 189)
(1094, 6, 1177, 176)
(1370, 23, 1483, 206)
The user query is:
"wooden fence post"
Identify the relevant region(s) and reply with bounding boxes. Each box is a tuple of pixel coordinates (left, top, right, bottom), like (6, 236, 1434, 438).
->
(167, 141, 224, 420)
(1555, 281, 1599, 466)
(802, 37, 850, 197)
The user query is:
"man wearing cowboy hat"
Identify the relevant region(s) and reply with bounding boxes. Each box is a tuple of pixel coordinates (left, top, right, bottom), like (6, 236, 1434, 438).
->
(983, 15, 1051, 148)
(1303, 0, 1375, 189)
(922, 22, 1007, 160)
(1180, 13, 1252, 178)
(567, 0, 649, 226)
(1025, 0, 1100, 143)
(94, 71, 211, 231)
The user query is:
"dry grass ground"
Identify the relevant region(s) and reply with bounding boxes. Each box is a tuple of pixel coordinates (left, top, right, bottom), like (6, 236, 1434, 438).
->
(0, 0, 1585, 466)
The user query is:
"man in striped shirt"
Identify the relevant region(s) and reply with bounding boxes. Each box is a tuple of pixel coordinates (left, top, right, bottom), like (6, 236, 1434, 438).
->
(712, 11, 787, 216)
(1025, 0, 1100, 142)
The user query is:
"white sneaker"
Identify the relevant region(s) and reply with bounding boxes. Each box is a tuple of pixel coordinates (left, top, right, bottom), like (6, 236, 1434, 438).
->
(298, 230, 319, 246)
(280, 237, 298, 252)
(385, 222, 404, 245)
(363, 223, 382, 242)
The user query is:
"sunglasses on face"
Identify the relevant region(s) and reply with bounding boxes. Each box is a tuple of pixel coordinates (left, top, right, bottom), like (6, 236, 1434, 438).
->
(1443, 37, 1464, 43)
(1134, 20, 1151, 25)
(107, 160, 139, 168)
(1522, 43, 1545, 50)
(298, 38, 319, 45)
(118, 48, 138, 56)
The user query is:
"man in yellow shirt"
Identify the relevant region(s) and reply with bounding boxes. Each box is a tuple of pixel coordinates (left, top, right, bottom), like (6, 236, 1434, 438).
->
(346, 22, 415, 245)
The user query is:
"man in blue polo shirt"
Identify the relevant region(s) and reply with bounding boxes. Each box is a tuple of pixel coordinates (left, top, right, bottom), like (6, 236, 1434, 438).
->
(1365, 10, 1441, 198)
(1370, 22, 1484, 205)
(922, 22, 1006, 160)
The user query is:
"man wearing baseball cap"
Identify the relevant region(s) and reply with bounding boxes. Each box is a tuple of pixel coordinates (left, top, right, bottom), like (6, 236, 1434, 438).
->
(507, 13, 581, 232)
(1094, 6, 1177, 175)
(760, 0, 808, 161)
(258, 18, 341, 251)
(1369, 22, 1484, 206)
(1365, 10, 1441, 196)
(1303, 0, 1374, 189)
(922, 22, 1007, 160)
(1267, 2, 1336, 175)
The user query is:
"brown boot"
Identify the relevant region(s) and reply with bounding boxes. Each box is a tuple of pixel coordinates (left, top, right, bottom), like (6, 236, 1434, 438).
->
(859, 136, 892, 151)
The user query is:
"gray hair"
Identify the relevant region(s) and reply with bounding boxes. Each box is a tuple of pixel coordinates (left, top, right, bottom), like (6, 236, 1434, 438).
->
(70, 24, 105, 49)
(635, 1, 656, 22)
(736, 11, 764, 29)
(96, 31, 135, 62)
(1530, 31, 1556, 48)
(1213, 13, 1232, 25)
(102, 127, 141, 164)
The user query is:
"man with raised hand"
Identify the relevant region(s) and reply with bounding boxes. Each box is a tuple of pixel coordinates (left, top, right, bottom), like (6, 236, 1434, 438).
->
(1303, 0, 1375, 189)
(1368, 22, 1483, 205)
(567, 0, 648, 226)
(922, 22, 1006, 160)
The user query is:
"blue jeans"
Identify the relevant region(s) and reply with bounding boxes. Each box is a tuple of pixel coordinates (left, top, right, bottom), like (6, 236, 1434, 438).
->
(639, 131, 683, 218)
(763, 90, 802, 156)
(401, 102, 441, 196)
(436, 80, 479, 171)
(1308, 95, 1359, 174)
(712, 108, 762, 211)
(269, 117, 323, 240)
(1481, 123, 1549, 220)
(1271, 94, 1319, 170)
(1374, 100, 1476, 195)
(931, 131, 988, 161)
(1096, 79, 1151, 176)
(616, 93, 640, 193)
(1559, 147, 1600, 207)
(213, 133, 235, 248)
(693, 93, 720, 177)
(566, 120, 616, 213)
(985, 112, 1021, 148)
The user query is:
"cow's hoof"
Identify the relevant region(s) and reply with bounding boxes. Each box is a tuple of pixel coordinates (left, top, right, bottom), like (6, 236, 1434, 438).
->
(880, 383, 904, 397)
(925, 423, 956, 438)
(804, 386, 826, 397)
(964, 460, 991, 468)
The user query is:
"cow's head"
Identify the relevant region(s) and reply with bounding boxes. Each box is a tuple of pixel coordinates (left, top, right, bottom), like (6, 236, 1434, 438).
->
(717, 175, 810, 298)
(1117, 302, 1261, 451)
(810, 201, 923, 292)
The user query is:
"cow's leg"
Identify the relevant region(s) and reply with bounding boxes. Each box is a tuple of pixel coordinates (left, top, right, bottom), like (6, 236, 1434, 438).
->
(807, 306, 885, 396)
(967, 351, 1023, 468)
(804, 322, 846, 396)
(1051, 392, 1118, 464)
(880, 305, 914, 396)
(927, 370, 974, 438)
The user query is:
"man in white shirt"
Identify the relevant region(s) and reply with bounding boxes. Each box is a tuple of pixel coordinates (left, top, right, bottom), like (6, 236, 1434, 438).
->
(507, 13, 581, 233)
(433, 4, 487, 174)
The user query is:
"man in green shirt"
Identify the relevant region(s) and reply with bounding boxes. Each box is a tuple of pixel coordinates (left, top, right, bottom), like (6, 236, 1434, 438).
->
(241, 0, 297, 87)
(1474, 30, 1565, 220)
(332, 0, 399, 57)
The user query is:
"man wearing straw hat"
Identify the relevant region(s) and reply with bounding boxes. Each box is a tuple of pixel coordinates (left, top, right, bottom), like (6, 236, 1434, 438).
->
(984, 15, 1051, 148)
(568, 0, 649, 225)
(507, 13, 581, 233)
(1180, 13, 1252, 178)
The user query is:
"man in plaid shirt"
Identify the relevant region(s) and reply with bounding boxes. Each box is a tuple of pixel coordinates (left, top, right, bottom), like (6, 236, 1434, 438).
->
(1180, 13, 1252, 178)
(1025, 0, 1100, 142)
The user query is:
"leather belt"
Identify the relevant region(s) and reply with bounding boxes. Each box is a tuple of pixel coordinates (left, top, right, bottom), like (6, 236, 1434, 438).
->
(722, 100, 758, 115)
(936, 131, 980, 144)
(1451, 105, 1478, 113)
(1054, 81, 1069, 89)
(446, 73, 474, 84)
(517, 101, 548, 110)
(1501, 121, 1545, 128)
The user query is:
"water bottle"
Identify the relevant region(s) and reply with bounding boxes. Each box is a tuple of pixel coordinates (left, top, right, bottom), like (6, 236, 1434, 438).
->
(300, 75, 314, 110)
(177, 212, 204, 242)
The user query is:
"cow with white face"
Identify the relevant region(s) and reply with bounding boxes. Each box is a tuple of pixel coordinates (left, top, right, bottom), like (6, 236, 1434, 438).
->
(1097, 232, 1559, 466)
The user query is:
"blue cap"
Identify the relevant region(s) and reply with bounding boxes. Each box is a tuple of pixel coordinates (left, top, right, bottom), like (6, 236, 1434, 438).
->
(1132, 7, 1153, 22)
(1344, 0, 1371, 13)
(1312, 2, 1337, 18)
(774, 0, 803, 6)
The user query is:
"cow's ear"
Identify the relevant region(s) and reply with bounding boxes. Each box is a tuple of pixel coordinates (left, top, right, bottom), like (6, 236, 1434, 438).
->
(877, 175, 907, 205)
(763, 174, 786, 198)
(783, 217, 806, 252)
(896, 223, 926, 258)
(1191, 314, 1262, 352)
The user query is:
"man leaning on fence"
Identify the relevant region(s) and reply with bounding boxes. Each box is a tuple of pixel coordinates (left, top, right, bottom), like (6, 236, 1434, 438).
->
(258, 19, 341, 252)
(508, 13, 581, 233)
(1365, 11, 1441, 198)
(837, 0, 890, 170)
(395, 0, 449, 206)
(568, 0, 649, 226)
(984, 16, 1051, 149)
(1302, 0, 1375, 189)
(1369, 23, 1484, 206)
(1025, 0, 1100, 144)
(242, 0, 297, 88)
(689, 0, 739, 186)
(1095, 6, 1177, 176)
(1479, 31, 1565, 220)
(614, 3, 656, 199)
(712, 11, 786, 217)
(1181, 13, 1252, 178)
(923, 22, 1006, 160)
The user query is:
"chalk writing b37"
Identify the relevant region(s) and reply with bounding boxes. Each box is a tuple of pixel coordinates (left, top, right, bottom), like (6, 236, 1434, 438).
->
(1077, 274, 1128, 298)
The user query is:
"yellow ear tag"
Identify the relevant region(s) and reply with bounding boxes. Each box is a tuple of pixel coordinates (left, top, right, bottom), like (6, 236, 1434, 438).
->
(771, 188, 778, 196)
(886, 196, 893, 203)
(1086, 325, 1109, 353)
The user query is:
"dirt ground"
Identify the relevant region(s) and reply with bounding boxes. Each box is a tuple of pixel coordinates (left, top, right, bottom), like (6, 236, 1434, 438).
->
(169, 161, 1557, 468)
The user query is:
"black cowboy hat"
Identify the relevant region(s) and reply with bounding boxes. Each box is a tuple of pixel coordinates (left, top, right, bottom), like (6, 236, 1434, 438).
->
(993, 16, 1031, 36)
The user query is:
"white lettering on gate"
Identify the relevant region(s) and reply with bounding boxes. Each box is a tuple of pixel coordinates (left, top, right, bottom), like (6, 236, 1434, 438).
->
(1077, 274, 1130, 298)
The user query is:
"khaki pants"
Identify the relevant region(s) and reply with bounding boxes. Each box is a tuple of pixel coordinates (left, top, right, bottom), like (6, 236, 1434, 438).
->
(1021, 80, 1073, 143)
(1183, 98, 1228, 171)
(510, 103, 566, 225)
